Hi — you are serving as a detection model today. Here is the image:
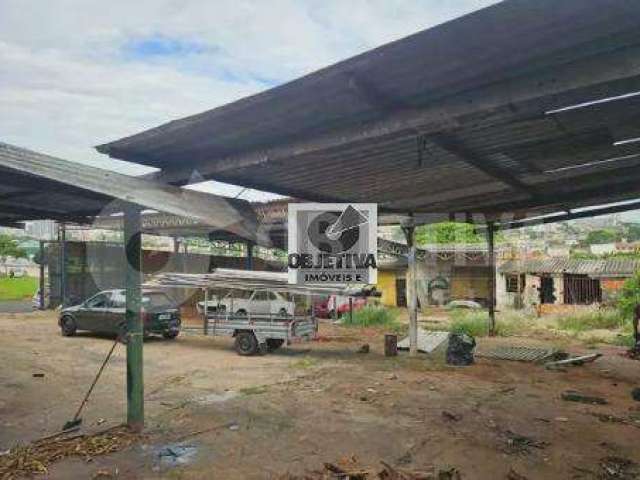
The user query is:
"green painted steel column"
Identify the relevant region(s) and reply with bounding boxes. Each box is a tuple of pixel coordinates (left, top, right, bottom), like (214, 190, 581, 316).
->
(486, 221, 496, 336)
(124, 204, 143, 431)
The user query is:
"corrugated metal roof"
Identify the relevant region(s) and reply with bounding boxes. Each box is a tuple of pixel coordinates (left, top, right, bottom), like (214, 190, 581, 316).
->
(499, 258, 640, 276)
(98, 0, 640, 217)
(0, 143, 262, 244)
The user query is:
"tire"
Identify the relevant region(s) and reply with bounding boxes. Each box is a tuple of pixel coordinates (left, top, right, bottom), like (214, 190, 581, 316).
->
(163, 331, 179, 340)
(278, 308, 289, 317)
(234, 331, 259, 356)
(266, 338, 284, 351)
(60, 316, 77, 336)
(236, 309, 247, 317)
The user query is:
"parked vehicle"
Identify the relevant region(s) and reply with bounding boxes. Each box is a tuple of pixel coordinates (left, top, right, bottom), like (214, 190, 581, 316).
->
(197, 289, 294, 317)
(314, 295, 367, 318)
(59, 289, 181, 339)
(205, 308, 317, 356)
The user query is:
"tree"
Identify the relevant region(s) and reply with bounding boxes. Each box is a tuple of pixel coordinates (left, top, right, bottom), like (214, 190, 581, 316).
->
(0, 234, 27, 275)
(585, 228, 618, 245)
(618, 272, 640, 321)
(415, 222, 484, 245)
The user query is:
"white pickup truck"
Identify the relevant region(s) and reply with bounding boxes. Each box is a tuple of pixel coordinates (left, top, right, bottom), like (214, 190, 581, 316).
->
(197, 290, 295, 317)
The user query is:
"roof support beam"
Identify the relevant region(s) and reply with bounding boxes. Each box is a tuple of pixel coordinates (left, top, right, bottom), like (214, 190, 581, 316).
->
(0, 143, 264, 245)
(0, 204, 92, 221)
(429, 133, 538, 196)
(492, 199, 640, 231)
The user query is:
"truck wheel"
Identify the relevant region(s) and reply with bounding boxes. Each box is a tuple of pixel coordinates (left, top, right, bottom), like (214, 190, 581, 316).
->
(236, 309, 247, 317)
(266, 338, 284, 351)
(60, 316, 76, 336)
(278, 308, 289, 317)
(235, 331, 258, 355)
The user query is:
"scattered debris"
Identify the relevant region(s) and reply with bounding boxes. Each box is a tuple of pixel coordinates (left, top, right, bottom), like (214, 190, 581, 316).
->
(544, 353, 602, 369)
(587, 411, 640, 429)
(506, 468, 529, 480)
(155, 443, 198, 468)
(398, 329, 449, 355)
(441, 411, 462, 422)
(446, 334, 475, 366)
(561, 390, 608, 405)
(278, 457, 461, 479)
(357, 344, 370, 354)
(631, 387, 640, 402)
(91, 468, 117, 479)
(500, 429, 548, 455)
(0, 425, 139, 479)
(31, 373, 45, 378)
(554, 417, 569, 423)
(599, 456, 640, 479)
(477, 345, 563, 363)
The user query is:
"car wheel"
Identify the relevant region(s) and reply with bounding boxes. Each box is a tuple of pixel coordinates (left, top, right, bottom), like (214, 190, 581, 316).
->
(60, 316, 77, 336)
(163, 331, 179, 340)
(236, 309, 247, 317)
(278, 308, 289, 317)
(234, 331, 258, 356)
(266, 338, 284, 351)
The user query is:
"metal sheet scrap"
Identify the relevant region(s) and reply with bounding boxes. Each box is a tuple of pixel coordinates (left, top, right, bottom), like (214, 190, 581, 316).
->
(476, 345, 560, 363)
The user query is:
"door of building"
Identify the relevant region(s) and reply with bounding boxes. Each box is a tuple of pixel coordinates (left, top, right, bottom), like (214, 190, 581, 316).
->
(539, 276, 556, 304)
(395, 278, 407, 307)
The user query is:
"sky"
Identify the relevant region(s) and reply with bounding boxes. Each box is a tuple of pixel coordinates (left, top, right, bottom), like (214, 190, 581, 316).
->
(0, 0, 499, 201)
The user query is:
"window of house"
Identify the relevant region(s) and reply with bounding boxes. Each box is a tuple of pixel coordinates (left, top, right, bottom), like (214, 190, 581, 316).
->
(505, 274, 524, 293)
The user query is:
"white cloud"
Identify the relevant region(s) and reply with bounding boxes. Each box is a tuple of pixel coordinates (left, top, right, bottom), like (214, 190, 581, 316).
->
(0, 0, 499, 198)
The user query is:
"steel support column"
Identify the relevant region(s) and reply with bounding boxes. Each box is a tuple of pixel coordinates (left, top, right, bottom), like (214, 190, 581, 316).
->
(124, 204, 144, 431)
(39, 240, 45, 310)
(59, 223, 67, 307)
(402, 224, 418, 356)
(245, 240, 254, 270)
(486, 221, 496, 336)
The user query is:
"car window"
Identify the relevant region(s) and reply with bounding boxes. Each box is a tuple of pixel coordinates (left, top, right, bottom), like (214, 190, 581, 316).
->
(252, 291, 269, 302)
(86, 293, 110, 308)
(142, 292, 173, 309)
(111, 291, 126, 308)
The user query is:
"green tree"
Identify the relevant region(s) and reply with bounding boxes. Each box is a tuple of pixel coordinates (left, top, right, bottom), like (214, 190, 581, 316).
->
(623, 223, 640, 242)
(585, 228, 618, 245)
(0, 234, 27, 275)
(415, 222, 484, 245)
(618, 272, 640, 320)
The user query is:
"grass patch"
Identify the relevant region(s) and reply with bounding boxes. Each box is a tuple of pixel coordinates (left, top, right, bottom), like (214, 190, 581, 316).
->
(341, 306, 400, 328)
(290, 357, 319, 369)
(0, 276, 37, 301)
(448, 309, 534, 337)
(239, 385, 268, 395)
(555, 308, 626, 333)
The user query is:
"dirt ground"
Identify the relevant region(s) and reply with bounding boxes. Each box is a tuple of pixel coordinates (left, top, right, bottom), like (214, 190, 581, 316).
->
(1, 310, 639, 479)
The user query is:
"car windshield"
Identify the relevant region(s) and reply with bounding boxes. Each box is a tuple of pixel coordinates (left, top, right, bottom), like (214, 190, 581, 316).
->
(142, 292, 174, 309)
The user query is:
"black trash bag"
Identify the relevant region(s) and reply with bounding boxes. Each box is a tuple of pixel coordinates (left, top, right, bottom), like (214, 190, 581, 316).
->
(446, 333, 476, 366)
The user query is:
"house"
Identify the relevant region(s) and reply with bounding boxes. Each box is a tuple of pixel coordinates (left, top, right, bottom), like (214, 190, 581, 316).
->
(377, 244, 501, 308)
(497, 258, 640, 309)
